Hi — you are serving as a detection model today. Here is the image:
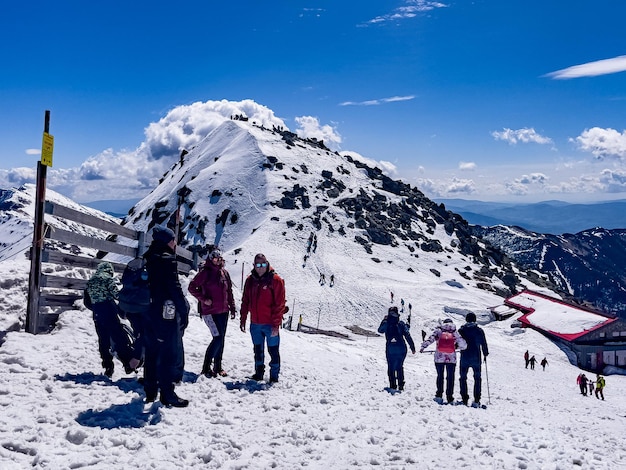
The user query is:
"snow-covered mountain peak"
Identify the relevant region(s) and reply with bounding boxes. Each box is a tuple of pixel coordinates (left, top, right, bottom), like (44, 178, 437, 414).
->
(122, 119, 549, 328)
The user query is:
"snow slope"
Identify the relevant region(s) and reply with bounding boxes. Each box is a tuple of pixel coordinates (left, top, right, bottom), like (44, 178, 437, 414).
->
(0, 255, 625, 469)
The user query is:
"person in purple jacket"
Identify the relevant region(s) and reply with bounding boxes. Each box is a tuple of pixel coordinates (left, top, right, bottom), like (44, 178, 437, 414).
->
(188, 246, 236, 377)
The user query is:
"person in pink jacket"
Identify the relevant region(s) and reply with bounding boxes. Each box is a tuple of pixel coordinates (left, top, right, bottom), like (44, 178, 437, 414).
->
(240, 253, 286, 383)
(188, 247, 236, 377)
(420, 318, 467, 404)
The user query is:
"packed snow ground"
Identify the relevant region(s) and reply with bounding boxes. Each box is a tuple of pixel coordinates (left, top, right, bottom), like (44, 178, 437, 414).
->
(0, 259, 625, 469)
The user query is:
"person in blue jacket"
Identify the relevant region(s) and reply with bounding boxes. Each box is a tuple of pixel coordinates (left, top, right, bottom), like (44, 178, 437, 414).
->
(458, 312, 489, 407)
(378, 306, 416, 390)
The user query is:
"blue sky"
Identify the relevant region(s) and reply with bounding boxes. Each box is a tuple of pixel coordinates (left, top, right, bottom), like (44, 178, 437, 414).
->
(2, 0, 626, 203)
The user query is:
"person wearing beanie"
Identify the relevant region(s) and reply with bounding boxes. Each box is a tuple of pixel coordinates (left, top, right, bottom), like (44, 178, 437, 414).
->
(420, 318, 467, 404)
(240, 253, 286, 383)
(85, 261, 138, 377)
(142, 225, 190, 407)
(458, 312, 489, 407)
(378, 306, 416, 391)
(188, 245, 237, 378)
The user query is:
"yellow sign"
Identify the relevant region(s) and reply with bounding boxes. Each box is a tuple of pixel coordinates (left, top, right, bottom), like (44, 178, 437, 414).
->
(41, 132, 54, 166)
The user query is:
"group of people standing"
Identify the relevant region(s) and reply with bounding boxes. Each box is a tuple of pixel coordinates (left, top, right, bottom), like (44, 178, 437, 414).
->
(189, 249, 286, 384)
(379, 310, 489, 407)
(577, 373, 606, 400)
(87, 225, 286, 408)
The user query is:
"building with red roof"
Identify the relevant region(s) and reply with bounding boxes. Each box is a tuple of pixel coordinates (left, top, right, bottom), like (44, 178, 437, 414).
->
(505, 290, 626, 373)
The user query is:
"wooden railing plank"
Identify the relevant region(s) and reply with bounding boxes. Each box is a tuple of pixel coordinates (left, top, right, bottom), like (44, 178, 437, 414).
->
(45, 201, 137, 239)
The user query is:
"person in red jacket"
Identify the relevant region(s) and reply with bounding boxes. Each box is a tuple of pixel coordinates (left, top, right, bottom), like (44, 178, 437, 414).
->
(188, 247, 236, 377)
(240, 253, 286, 383)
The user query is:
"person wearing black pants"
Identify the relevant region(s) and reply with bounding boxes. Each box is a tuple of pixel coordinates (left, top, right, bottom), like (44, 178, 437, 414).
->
(378, 306, 416, 390)
(420, 318, 467, 404)
(143, 226, 190, 408)
(459, 312, 489, 407)
(85, 262, 137, 377)
(188, 247, 236, 377)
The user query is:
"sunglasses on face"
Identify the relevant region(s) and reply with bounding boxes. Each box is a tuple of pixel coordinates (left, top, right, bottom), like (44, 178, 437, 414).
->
(255, 262, 268, 268)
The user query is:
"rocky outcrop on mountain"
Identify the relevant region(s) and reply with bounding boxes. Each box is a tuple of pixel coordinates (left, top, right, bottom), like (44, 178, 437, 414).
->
(472, 225, 626, 317)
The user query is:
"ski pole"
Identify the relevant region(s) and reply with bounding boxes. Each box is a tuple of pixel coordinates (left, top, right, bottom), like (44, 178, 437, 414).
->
(485, 356, 491, 405)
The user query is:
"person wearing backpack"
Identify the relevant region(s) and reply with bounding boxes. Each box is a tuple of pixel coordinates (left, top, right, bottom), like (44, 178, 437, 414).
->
(118, 257, 151, 366)
(458, 312, 489, 407)
(188, 246, 236, 378)
(595, 374, 606, 400)
(142, 225, 190, 407)
(420, 318, 467, 404)
(378, 306, 416, 391)
(240, 253, 286, 383)
(85, 261, 139, 377)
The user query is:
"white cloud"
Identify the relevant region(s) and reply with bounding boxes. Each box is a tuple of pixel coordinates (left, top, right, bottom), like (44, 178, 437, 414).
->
(25, 149, 40, 156)
(340, 96, 415, 106)
(363, 1, 448, 25)
(458, 161, 476, 171)
(294, 116, 342, 150)
(0, 100, 291, 202)
(144, 99, 287, 160)
(4, 167, 37, 185)
(545, 55, 626, 79)
(573, 127, 626, 160)
(518, 173, 549, 185)
(599, 169, 626, 193)
(416, 177, 475, 197)
(492, 128, 552, 145)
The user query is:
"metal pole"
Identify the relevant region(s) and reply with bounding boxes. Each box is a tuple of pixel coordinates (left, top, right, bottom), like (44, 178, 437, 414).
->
(485, 357, 491, 405)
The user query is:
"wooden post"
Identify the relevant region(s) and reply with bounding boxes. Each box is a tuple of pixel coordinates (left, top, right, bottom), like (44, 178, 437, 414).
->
(26, 110, 50, 334)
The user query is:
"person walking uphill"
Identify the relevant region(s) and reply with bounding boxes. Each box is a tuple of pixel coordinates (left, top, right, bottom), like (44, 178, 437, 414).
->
(458, 312, 489, 407)
(595, 374, 605, 400)
(420, 318, 467, 404)
(142, 225, 190, 407)
(188, 246, 236, 378)
(85, 262, 139, 377)
(240, 253, 286, 383)
(378, 306, 416, 391)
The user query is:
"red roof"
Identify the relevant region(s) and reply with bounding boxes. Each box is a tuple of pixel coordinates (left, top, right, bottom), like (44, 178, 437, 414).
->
(505, 290, 617, 341)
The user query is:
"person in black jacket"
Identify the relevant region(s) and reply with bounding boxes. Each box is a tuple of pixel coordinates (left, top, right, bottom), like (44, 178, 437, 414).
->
(142, 225, 190, 408)
(458, 312, 489, 407)
(378, 306, 416, 391)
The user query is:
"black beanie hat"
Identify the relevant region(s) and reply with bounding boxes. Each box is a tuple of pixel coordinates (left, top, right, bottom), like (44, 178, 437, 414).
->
(466, 312, 477, 322)
(153, 225, 175, 244)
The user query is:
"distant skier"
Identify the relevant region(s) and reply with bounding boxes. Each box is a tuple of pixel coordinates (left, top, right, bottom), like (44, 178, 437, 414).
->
(329, 274, 334, 287)
(378, 306, 415, 391)
(420, 319, 467, 404)
(390, 291, 394, 303)
(587, 379, 594, 396)
(540, 357, 548, 371)
(529, 355, 537, 370)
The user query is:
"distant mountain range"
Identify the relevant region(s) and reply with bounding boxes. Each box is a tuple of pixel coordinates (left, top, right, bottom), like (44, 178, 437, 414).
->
(436, 198, 626, 235)
(473, 224, 626, 316)
(83, 199, 139, 218)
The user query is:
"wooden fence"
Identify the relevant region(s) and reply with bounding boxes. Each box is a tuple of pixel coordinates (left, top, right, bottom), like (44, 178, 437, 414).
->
(26, 199, 196, 334)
